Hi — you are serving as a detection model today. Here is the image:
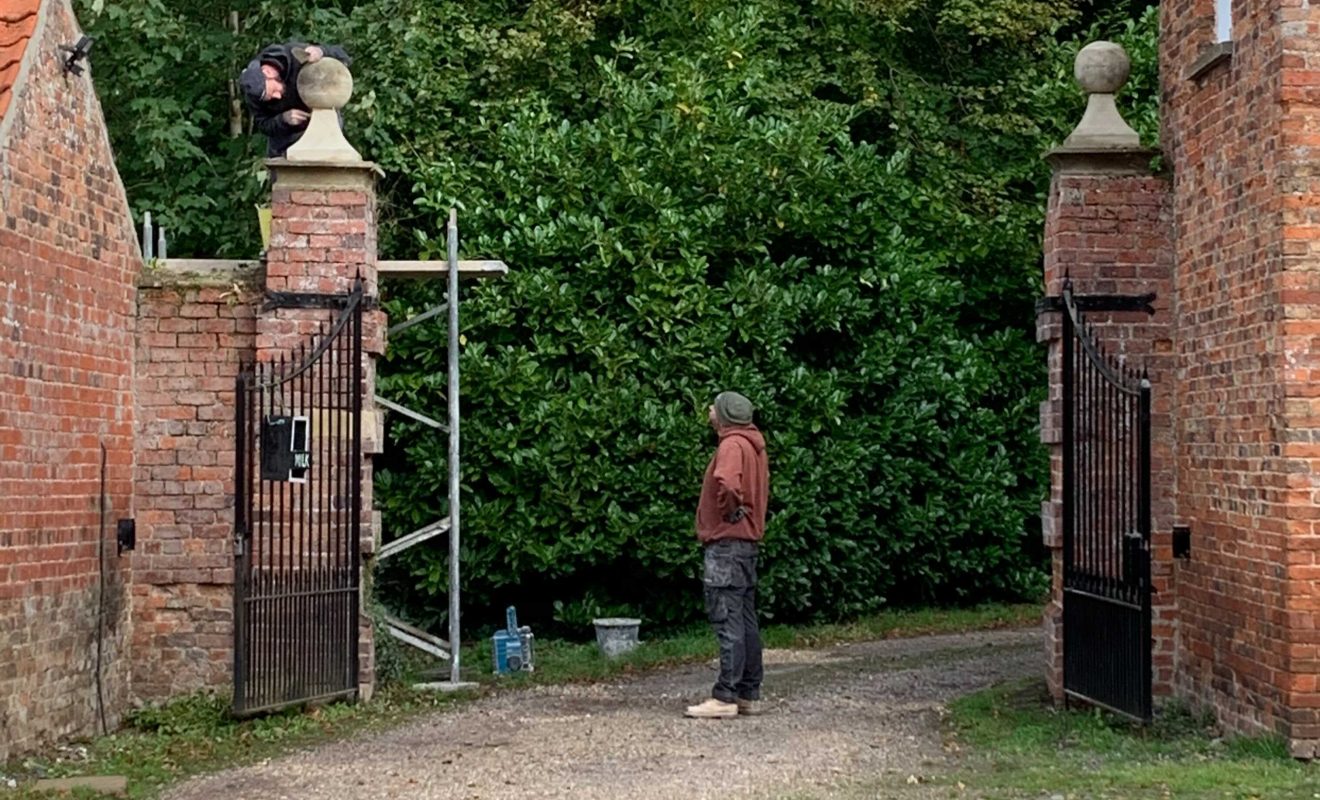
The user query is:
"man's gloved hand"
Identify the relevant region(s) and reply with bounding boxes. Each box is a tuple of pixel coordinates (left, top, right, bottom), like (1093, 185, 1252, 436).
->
(724, 506, 747, 524)
(282, 109, 310, 126)
(291, 45, 325, 65)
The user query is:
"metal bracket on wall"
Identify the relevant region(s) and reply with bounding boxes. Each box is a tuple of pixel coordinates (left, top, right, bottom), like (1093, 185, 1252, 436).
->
(263, 291, 380, 312)
(1036, 292, 1157, 316)
(116, 518, 136, 555)
(1172, 525, 1191, 560)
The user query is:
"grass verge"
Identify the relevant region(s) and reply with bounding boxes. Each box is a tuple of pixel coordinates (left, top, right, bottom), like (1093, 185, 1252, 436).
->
(934, 679, 1320, 799)
(2, 602, 1039, 799)
(485, 601, 1042, 687)
(1, 685, 474, 800)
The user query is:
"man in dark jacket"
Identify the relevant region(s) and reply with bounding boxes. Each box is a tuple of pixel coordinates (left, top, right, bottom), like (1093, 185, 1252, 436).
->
(685, 391, 770, 719)
(238, 42, 351, 158)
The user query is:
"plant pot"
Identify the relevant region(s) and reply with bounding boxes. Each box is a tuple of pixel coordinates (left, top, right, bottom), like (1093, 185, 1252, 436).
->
(592, 617, 641, 658)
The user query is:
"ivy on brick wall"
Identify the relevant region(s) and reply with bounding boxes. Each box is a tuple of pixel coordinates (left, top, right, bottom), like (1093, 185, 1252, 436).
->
(79, 0, 1158, 632)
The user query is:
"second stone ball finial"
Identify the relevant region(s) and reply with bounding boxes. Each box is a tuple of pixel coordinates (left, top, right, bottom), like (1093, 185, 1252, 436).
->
(1075, 41, 1131, 95)
(1060, 41, 1140, 151)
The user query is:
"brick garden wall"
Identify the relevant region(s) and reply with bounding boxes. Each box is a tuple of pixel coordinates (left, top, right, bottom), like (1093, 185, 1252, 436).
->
(129, 177, 385, 705)
(0, 0, 384, 759)
(131, 272, 260, 701)
(0, 0, 140, 761)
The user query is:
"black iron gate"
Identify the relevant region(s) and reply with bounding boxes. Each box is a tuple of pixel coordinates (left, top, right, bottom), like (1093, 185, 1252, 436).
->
(233, 284, 363, 715)
(1061, 282, 1153, 722)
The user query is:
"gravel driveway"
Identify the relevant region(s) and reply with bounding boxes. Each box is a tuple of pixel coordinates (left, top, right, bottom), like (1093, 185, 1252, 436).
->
(163, 628, 1041, 800)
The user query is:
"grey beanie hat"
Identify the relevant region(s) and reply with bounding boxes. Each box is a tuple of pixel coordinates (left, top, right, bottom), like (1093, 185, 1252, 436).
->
(238, 59, 267, 101)
(714, 391, 754, 427)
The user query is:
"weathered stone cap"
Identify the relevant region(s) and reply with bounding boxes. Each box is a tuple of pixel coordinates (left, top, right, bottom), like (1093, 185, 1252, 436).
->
(1045, 41, 1155, 173)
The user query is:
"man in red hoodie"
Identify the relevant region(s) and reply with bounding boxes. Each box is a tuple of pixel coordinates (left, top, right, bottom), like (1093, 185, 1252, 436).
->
(685, 391, 770, 719)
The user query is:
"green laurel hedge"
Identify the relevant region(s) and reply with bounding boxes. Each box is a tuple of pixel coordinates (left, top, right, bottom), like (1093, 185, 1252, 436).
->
(80, 0, 1159, 631)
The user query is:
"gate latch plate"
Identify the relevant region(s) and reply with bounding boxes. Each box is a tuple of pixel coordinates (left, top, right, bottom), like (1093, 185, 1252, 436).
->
(1173, 525, 1191, 559)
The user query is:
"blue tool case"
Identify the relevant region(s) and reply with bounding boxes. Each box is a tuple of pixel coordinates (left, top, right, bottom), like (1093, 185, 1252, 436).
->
(492, 606, 535, 674)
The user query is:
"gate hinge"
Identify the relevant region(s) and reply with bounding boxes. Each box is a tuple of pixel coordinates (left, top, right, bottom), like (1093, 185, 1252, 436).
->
(1036, 292, 1156, 316)
(233, 535, 246, 557)
(263, 291, 379, 312)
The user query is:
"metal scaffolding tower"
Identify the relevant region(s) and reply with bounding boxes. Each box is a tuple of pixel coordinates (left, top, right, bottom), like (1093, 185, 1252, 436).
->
(374, 210, 507, 688)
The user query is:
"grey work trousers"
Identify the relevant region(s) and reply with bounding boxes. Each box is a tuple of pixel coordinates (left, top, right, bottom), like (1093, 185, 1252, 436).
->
(702, 538, 763, 703)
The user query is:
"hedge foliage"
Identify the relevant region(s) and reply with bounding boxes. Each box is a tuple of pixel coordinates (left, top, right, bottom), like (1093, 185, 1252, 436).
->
(79, 0, 1160, 632)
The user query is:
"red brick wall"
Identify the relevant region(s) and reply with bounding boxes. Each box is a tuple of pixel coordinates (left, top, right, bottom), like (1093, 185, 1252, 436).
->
(0, 0, 139, 760)
(1275, 0, 1320, 756)
(131, 278, 259, 700)
(1161, 0, 1301, 744)
(0, 0, 386, 753)
(1039, 167, 1176, 701)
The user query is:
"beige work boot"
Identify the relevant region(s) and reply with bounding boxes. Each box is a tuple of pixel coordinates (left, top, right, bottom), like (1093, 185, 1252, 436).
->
(736, 698, 763, 716)
(684, 698, 738, 718)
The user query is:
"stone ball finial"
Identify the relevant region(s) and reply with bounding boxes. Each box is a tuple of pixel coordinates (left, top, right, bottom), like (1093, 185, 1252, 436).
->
(1048, 39, 1143, 161)
(297, 57, 353, 111)
(1075, 41, 1131, 95)
(284, 55, 362, 163)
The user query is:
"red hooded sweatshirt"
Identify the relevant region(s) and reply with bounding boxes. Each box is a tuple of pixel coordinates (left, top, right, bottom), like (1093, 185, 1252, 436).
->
(696, 425, 769, 544)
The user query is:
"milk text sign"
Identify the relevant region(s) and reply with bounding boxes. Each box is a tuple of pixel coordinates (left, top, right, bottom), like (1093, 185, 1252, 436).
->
(259, 415, 311, 483)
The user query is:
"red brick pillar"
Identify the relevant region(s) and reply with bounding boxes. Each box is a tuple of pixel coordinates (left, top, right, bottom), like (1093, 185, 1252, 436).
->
(259, 159, 386, 700)
(1039, 42, 1175, 704)
(1279, 5, 1320, 756)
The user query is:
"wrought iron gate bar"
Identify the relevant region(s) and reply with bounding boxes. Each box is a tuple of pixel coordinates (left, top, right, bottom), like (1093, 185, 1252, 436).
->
(249, 292, 363, 391)
(245, 586, 358, 602)
(1063, 587, 1145, 612)
(1063, 691, 1145, 721)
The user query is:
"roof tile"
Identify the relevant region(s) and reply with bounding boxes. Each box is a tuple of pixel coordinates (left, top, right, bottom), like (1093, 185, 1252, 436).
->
(0, 0, 41, 125)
